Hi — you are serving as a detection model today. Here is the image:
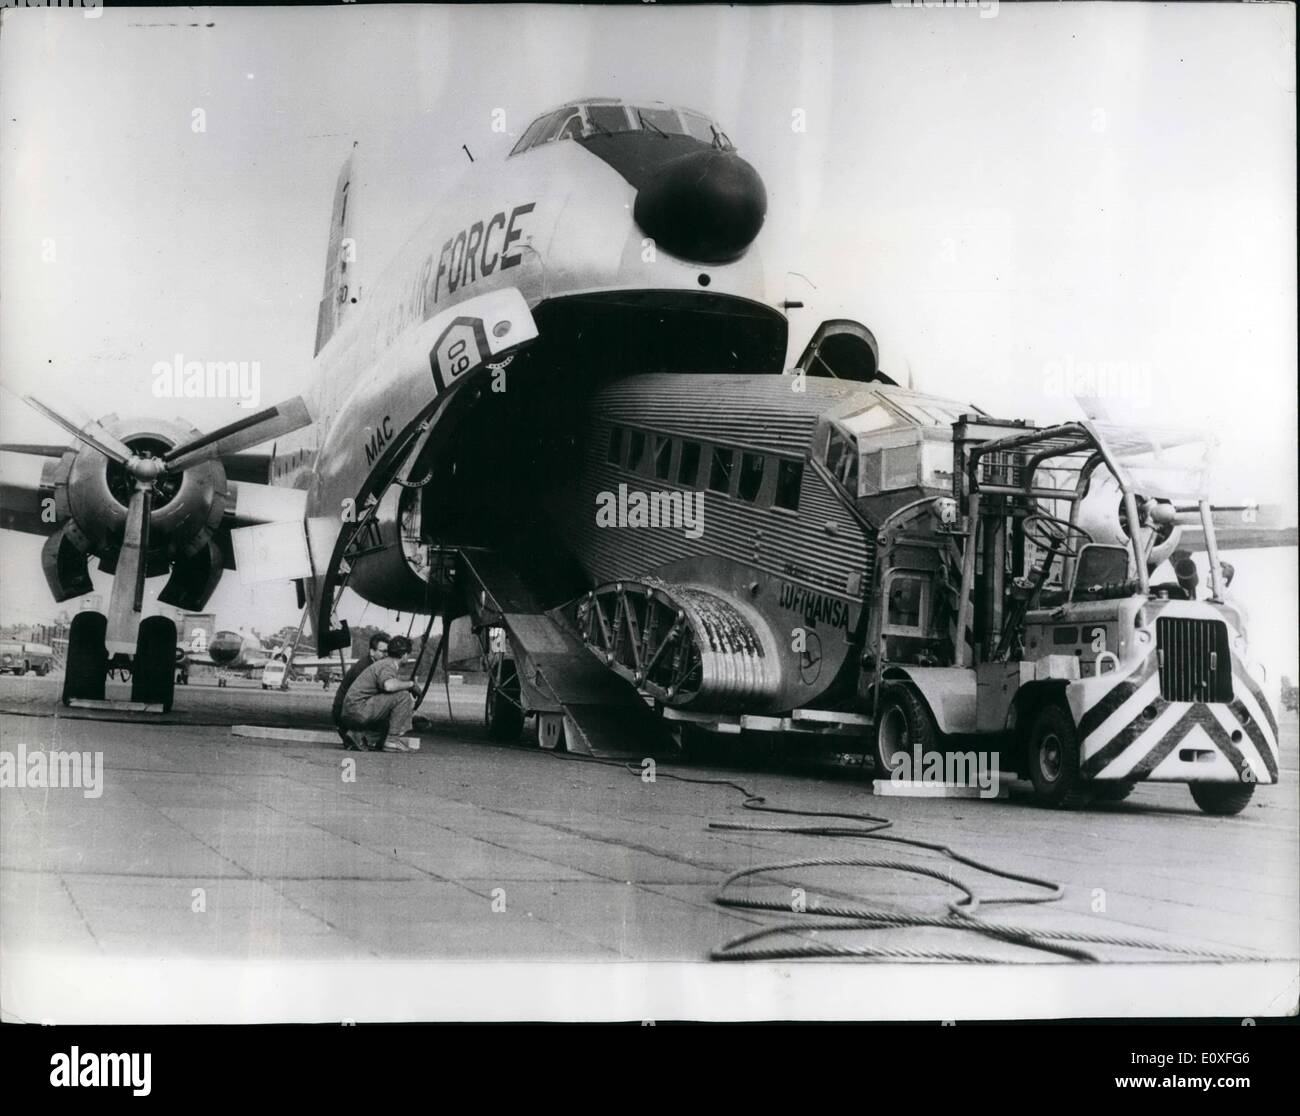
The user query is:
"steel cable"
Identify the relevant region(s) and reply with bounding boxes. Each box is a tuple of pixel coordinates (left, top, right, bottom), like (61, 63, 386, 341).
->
(537, 748, 1261, 964)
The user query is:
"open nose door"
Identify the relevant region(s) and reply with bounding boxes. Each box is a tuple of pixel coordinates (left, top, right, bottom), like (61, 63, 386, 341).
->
(795, 319, 895, 384)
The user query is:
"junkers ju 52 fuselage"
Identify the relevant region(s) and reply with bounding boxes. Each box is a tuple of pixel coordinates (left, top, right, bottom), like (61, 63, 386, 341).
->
(545, 374, 980, 716)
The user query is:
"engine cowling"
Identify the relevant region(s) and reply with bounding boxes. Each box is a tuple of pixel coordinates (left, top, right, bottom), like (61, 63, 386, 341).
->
(1075, 473, 1182, 571)
(42, 414, 229, 606)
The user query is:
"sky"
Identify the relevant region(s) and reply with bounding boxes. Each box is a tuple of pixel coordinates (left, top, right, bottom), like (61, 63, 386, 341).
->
(1, 3, 1295, 658)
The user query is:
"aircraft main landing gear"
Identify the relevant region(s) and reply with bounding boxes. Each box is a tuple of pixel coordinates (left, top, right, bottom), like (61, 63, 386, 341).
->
(62, 611, 109, 705)
(60, 611, 177, 713)
(132, 616, 177, 711)
(485, 656, 524, 741)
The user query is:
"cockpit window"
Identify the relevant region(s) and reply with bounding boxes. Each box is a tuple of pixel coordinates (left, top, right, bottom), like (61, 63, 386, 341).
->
(878, 392, 972, 428)
(897, 401, 962, 426)
(551, 110, 585, 142)
(587, 104, 633, 135)
(681, 111, 717, 145)
(635, 106, 686, 136)
(825, 428, 859, 495)
(841, 403, 897, 437)
(511, 101, 734, 156)
(511, 111, 559, 155)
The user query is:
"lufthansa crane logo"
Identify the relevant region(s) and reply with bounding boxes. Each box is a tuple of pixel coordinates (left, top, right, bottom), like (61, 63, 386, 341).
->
(799, 631, 823, 685)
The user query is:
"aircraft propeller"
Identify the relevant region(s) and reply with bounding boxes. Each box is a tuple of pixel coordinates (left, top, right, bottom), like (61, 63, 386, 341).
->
(2, 394, 313, 621)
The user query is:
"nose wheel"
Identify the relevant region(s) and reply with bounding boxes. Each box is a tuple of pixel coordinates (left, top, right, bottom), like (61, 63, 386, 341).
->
(481, 627, 524, 741)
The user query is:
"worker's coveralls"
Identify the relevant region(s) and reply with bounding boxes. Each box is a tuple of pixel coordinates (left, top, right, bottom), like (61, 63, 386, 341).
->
(332, 652, 376, 744)
(342, 657, 414, 747)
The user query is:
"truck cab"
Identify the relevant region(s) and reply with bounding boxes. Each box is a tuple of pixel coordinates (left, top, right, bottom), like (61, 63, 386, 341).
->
(861, 417, 1277, 815)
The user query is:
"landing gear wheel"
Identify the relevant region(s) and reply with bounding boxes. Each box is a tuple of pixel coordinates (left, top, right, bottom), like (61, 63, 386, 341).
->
(872, 684, 940, 779)
(667, 720, 713, 761)
(1189, 782, 1255, 816)
(534, 712, 567, 751)
(132, 616, 177, 712)
(1092, 781, 1136, 803)
(485, 658, 524, 741)
(1025, 702, 1089, 808)
(62, 611, 108, 706)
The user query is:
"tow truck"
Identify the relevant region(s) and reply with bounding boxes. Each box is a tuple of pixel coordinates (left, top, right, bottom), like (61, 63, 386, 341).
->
(864, 416, 1279, 814)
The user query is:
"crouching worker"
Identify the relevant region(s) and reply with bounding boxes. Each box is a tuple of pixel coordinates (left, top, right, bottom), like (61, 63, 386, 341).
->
(333, 631, 389, 749)
(340, 635, 421, 753)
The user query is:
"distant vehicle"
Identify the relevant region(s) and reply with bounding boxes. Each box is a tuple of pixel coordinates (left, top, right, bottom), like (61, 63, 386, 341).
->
(0, 640, 53, 676)
(260, 658, 288, 691)
(1282, 677, 1298, 714)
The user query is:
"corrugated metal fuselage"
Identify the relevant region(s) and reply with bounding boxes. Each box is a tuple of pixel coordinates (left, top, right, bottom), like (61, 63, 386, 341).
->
(548, 374, 875, 713)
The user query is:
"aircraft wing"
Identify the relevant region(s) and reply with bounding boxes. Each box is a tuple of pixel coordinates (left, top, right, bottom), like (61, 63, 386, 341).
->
(0, 451, 61, 537)
(1181, 524, 1298, 552)
(1175, 502, 1297, 553)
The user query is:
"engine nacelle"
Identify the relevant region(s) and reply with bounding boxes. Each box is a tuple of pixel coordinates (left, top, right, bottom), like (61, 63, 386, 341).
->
(41, 415, 229, 608)
(1075, 473, 1182, 572)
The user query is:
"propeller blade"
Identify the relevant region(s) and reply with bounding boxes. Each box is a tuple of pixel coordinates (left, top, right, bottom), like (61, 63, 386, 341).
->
(111, 484, 153, 613)
(135, 486, 153, 611)
(24, 395, 134, 464)
(0, 443, 70, 457)
(104, 483, 152, 642)
(163, 397, 312, 472)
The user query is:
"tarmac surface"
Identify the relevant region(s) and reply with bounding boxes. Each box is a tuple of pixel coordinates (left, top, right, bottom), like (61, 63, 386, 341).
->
(1, 674, 1296, 980)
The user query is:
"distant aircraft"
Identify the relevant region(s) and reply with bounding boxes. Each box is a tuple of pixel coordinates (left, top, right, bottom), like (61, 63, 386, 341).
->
(174, 627, 354, 688)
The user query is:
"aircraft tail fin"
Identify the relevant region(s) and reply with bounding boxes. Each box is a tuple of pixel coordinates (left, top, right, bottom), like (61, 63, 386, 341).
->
(314, 144, 359, 356)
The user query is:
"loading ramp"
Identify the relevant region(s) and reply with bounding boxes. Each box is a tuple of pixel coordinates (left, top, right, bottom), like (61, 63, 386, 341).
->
(455, 547, 675, 758)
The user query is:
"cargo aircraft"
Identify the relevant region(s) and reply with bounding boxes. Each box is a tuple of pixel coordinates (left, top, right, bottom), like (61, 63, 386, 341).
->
(0, 97, 1282, 757)
(0, 97, 877, 715)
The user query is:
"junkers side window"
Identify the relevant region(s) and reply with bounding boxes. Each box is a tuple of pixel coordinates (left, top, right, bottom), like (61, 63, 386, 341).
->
(708, 446, 734, 493)
(653, 434, 673, 480)
(774, 459, 803, 511)
(627, 430, 646, 472)
(738, 453, 765, 503)
(607, 426, 624, 465)
(678, 440, 701, 486)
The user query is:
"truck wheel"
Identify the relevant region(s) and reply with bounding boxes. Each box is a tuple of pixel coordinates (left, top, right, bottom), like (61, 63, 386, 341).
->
(1025, 702, 1090, 809)
(1092, 781, 1135, 803)
(873, 684, 939, 778)
(485, 659, 524, 741)
(1189, 782, 1255, 816)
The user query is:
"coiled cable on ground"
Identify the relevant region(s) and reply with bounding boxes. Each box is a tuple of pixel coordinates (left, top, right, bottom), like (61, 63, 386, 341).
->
(541, 748, 1261, 964)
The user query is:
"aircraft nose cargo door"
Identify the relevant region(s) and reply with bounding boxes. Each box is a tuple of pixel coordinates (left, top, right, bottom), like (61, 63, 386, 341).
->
(796, 319, 892, 384)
